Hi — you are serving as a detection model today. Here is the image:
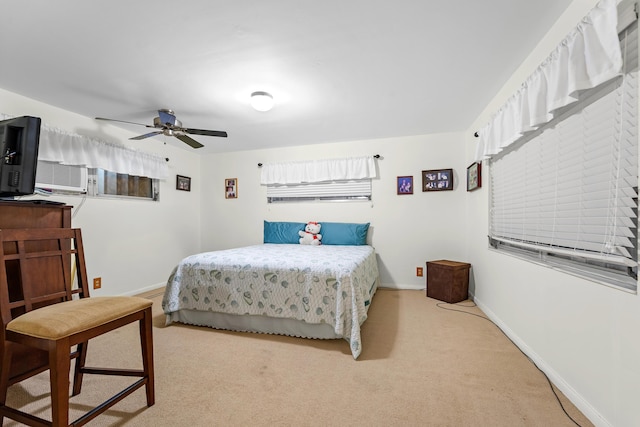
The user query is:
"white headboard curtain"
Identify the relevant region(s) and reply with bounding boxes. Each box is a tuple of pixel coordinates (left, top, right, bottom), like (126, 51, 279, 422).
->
(475, 0, 624, 161)
(260, 156, 377, 185)
(0, 113, 169, 180)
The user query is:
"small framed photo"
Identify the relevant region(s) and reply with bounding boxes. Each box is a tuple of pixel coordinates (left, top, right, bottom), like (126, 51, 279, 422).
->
(466, 162, 482, 192)
(176, 175, 191, 192)
(422, 169, 453, 191)
(225, 178, 237, 199)
(397, 176, 413, 195)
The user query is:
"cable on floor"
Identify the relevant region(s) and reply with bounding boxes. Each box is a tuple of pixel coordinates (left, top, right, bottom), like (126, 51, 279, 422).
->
(436, 301, 582, 427)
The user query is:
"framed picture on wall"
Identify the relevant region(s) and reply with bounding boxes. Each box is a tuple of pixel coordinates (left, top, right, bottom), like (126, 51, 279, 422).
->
(397, 176, 413, 195)
(176, 175, 191, 191)
(422, 169, 453, 191)
(466, 162, 482, 191)
(225, 178, 237, 199)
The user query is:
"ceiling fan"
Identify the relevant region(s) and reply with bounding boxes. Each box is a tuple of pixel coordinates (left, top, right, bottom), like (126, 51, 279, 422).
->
(95, 109, 228, 149)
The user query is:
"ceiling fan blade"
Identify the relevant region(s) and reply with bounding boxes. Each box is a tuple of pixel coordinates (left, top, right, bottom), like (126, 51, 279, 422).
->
(176, 134, 204, 149)
(95, 117, 154, 128)
(184, 128, 228, 138)
(130, 131, 163, 140)
(97, 111, 224, 147)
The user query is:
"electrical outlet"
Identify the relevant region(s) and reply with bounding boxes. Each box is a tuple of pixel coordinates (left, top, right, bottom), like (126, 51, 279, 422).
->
(416, 267, 423, 277)
(93, 277, 102, 289)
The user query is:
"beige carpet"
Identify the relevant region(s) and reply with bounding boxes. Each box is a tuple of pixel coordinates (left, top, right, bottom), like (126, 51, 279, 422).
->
(3, 289, 592, 427)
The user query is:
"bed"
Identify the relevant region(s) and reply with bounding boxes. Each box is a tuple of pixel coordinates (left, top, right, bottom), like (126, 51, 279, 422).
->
(161, 221, 379, 359)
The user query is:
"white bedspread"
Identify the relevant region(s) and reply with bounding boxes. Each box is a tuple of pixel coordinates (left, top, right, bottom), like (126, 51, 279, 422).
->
(162, 244, 379, 359)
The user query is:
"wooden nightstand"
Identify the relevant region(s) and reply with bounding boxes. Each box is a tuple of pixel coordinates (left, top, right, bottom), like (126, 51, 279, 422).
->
(426, 260, 471, 303)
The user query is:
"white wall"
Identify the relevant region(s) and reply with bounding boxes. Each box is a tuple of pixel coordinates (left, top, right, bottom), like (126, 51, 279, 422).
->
(199, 133, 468, 289)
(0, 86, 471, 292)
(0, 88, 203, 296)
(465, 1, 640, 426)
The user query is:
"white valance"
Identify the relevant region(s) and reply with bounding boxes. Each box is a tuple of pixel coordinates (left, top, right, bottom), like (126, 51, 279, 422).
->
(260, 156, 377, 185)
(1, 113, 169, 179)
(475, 0, 623, 160)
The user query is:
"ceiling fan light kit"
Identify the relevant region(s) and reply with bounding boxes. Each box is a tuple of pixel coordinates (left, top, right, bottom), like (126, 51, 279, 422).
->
(95, 109, 228, 149)
(250, 91, 274, 112)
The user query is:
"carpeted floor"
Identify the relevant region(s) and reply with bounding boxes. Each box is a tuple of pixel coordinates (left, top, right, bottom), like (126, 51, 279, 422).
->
(3, 289, 593, 426)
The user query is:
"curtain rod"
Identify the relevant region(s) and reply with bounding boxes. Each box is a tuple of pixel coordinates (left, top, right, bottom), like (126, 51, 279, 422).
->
(258, 154, 380, 167)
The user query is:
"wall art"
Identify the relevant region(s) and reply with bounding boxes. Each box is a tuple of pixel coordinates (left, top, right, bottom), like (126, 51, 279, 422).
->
(397, 176, 413, 194)
(176, 175, 191, 191)
(422, 169, 453, 191)
(225, 178, 237, 199)
(466, 162, 482, 191)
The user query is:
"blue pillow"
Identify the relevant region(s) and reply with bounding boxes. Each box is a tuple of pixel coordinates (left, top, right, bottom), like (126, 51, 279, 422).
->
(263, 221, 305, 244)
(320, 222, 370, 245)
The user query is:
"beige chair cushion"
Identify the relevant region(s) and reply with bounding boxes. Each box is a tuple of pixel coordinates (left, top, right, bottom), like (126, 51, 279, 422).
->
(7, 296, 152, 340)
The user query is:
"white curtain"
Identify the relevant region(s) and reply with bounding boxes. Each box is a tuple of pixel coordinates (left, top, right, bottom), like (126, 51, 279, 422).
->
(260, 156, 377, 185)
(1, 113, 169, 179)
(475, 0, 623, 161)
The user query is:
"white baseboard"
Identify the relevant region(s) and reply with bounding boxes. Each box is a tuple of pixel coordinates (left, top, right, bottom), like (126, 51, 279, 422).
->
(379, 282, 425, 291)
(122, 282, 166, 297)
(473, 296, 610, 427)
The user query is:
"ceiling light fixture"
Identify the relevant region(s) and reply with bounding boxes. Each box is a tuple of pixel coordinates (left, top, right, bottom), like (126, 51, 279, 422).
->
(251, 91, 274, 112)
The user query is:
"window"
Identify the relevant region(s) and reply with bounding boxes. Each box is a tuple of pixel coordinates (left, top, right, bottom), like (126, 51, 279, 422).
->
(489, 20, 638, 291)
(25, 116, 168, 201)
(261, 156, 377, 203)
(88, 168, 159, 201)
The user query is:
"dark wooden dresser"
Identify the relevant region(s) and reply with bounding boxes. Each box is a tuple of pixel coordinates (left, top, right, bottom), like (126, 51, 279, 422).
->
(0, 200, 71, 229)
(426, 260, 471, 303)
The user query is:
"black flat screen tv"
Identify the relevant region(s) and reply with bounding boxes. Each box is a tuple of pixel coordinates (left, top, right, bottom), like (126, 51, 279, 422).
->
(0, 116, 42, 199)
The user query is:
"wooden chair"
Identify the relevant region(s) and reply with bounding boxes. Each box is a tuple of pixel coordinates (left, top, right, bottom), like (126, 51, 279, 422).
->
(0, 228, 154, 426)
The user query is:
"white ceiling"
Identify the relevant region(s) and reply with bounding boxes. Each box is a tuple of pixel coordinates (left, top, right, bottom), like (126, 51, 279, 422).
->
(0, 0, 573, 153)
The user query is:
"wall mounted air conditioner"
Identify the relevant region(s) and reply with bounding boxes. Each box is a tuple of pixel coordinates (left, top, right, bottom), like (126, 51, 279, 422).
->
(35, 160, 88, 193)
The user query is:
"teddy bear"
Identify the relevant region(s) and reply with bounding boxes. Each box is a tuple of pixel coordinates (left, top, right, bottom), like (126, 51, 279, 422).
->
(298, 222, 322, 245)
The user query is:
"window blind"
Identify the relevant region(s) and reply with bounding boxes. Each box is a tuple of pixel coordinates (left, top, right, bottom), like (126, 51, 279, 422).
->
(489, 20, 638, 291)
(266, 180, 371, 203)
